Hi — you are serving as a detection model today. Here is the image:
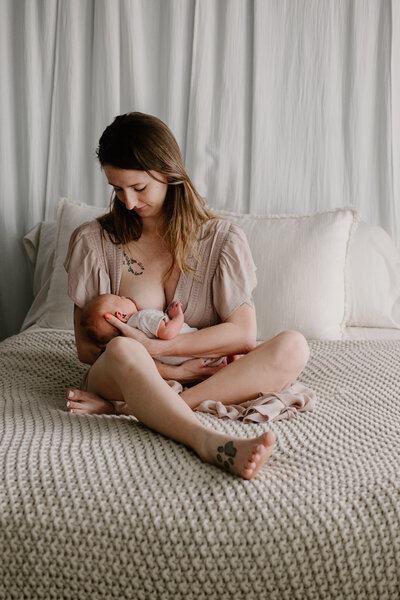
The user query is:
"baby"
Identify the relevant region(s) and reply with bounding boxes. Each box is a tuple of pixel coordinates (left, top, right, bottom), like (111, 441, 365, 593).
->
(80, 293, 230, 366)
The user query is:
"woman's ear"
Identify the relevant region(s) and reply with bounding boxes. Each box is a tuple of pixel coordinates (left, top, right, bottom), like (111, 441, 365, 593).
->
(115, 311, 129, 323)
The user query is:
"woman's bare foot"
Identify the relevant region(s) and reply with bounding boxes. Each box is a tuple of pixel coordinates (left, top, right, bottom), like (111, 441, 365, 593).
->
(199, 430, 276, 479)
(65, 389, 116, 415)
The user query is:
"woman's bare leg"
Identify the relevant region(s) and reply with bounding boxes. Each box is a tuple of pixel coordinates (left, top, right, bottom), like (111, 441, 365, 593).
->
(70, 336, 275, 479)
(181, 330, 310, 409)
(66, 329, 309, 413)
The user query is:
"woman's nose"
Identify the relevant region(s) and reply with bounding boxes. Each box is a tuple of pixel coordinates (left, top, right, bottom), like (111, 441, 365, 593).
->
(122, 189, 138, 210)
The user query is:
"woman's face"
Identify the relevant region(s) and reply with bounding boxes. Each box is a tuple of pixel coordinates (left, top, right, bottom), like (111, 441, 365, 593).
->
(103, 165, 168, 221)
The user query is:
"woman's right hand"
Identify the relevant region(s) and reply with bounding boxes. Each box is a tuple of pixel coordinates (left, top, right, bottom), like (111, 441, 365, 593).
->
(171, 357, 227, 385)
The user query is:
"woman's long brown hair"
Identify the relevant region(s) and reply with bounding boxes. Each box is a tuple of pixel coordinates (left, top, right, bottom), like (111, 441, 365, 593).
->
(96, 112, 217, 278)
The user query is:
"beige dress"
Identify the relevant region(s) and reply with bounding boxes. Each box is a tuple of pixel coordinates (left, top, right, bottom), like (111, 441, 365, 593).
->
(64, 218, 257, 326)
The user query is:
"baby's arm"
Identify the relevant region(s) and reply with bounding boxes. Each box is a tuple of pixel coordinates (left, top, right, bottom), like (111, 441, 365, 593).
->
(156, 301, 185, 340)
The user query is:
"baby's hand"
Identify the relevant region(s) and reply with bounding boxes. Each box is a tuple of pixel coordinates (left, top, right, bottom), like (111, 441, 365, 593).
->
(167, 301, 183, 319)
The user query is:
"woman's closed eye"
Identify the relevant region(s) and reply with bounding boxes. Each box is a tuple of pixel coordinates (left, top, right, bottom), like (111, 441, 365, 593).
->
(113, 186, 146, 193)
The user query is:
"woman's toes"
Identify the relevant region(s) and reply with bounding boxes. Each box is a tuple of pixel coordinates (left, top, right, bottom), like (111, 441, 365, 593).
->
(242, 462, 256, 479)
(263, 431, 276, 446)
(66, 400, 78, 407)
(241, 432, 276, 478)
(243, 469, 253, 479)
(66, 400, 81, 412)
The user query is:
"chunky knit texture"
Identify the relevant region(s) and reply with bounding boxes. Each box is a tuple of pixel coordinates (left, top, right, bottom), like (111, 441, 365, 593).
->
(1, 330, 399, 599)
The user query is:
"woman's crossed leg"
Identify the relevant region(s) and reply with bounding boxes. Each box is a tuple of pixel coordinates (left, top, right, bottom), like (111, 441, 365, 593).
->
(66, 331, 309, 479)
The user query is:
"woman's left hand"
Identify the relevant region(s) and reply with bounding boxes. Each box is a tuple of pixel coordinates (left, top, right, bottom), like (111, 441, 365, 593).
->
(104, 313, 158, 354)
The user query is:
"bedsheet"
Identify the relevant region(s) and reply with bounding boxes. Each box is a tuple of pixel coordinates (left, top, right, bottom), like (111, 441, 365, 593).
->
(0, 329, 399, 599)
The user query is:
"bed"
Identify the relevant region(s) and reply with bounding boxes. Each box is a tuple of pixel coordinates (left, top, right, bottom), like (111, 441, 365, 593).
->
(1, 201, 399, 599)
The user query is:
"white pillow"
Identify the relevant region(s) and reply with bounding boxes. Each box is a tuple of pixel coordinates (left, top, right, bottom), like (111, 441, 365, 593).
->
(36, 200, 359, 338)
(24, 221, 57, 295)
(37, 199, 107, 329)
(21, 221, 57, 330)
(347, 221, 400, 328)
(21, 199, 400, 336)
(219, 207, 359, 340)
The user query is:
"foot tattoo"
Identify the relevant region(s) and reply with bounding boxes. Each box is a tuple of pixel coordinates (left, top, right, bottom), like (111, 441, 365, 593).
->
(217, 441, 237, 470)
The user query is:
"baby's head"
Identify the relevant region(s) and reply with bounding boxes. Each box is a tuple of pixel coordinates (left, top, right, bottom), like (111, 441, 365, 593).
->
(80, 293, 138, 346)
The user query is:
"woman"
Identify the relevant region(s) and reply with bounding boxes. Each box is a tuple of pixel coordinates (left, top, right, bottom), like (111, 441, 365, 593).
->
(64, 112, 310, 479)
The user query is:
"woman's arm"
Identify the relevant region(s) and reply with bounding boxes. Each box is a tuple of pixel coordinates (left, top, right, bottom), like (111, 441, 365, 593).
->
(157, 301, 257, 357)
(106, 299, 257, 359)
(73, 305, 104, 365)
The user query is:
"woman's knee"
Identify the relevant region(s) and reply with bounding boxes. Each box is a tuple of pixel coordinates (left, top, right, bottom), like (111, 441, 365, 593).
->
(269, 330, 310, 373)
(104, 336, 148, 364)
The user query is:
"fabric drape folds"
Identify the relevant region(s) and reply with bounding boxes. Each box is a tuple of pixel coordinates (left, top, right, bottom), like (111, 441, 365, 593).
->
(0, 0, 398, 339)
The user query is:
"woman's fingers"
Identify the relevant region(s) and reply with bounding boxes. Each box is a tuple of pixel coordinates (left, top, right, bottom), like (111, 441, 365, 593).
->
(202, 357, 228, 367)
(105, 313, 130, 333)
(175, 358, 227, 384)
(104, 314, 150, 345)
(201, 363, 226, 376)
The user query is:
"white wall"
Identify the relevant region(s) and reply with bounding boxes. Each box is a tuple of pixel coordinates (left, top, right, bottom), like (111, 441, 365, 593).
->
(0, 0, 398, 340)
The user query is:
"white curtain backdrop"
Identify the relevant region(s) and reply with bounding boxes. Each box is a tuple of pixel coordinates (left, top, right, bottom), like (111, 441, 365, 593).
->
(0, 0, 399, 340)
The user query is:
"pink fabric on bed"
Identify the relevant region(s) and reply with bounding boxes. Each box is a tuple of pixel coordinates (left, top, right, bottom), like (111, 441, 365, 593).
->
(195, 381, 317, 423)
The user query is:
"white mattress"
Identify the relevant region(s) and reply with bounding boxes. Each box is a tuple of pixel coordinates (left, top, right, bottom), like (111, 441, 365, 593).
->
(1, 329, 399, 599)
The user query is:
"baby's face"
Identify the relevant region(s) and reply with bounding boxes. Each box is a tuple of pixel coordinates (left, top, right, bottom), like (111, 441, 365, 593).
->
(112, 295, 138, 321)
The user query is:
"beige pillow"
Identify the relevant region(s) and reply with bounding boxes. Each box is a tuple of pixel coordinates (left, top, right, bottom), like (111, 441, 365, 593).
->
(38, 199, 107, 329)
(219, 207, 359, 340)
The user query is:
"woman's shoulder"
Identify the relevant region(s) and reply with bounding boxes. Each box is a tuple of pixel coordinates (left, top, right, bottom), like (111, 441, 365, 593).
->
(66, 219, 112, 266)
(194, 218, 252, 270)
(200, 216, 234, 233)
(71, 218, 103, 239)
(199, 217, 247, 243)
(68, 219, 114, 251)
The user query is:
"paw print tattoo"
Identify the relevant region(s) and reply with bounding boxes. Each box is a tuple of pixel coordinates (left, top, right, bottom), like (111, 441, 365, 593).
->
(216, 441, 237, 470)
(123, 251, 145, 276)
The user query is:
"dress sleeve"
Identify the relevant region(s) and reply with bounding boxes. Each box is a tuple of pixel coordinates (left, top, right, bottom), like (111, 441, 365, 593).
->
(212, 223, 257, 321)
(63, 222, 111, 308)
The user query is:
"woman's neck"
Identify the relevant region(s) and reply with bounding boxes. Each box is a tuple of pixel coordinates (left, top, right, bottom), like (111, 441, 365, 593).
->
(140, 215, 167, 238)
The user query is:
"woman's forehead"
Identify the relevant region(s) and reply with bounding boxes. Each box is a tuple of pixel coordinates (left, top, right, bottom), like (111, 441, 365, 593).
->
(103, 165, 149, 185)
(103, 165, 167, 186)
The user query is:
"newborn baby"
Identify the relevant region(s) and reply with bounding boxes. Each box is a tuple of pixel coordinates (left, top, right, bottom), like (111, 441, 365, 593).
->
(80, 293, 229, 366)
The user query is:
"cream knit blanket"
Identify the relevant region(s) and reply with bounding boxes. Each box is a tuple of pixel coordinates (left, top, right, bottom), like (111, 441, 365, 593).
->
(0, 330, 399, 599)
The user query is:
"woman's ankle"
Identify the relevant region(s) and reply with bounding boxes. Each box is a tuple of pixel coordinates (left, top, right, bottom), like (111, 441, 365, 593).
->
(190, 426, 216, 463)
